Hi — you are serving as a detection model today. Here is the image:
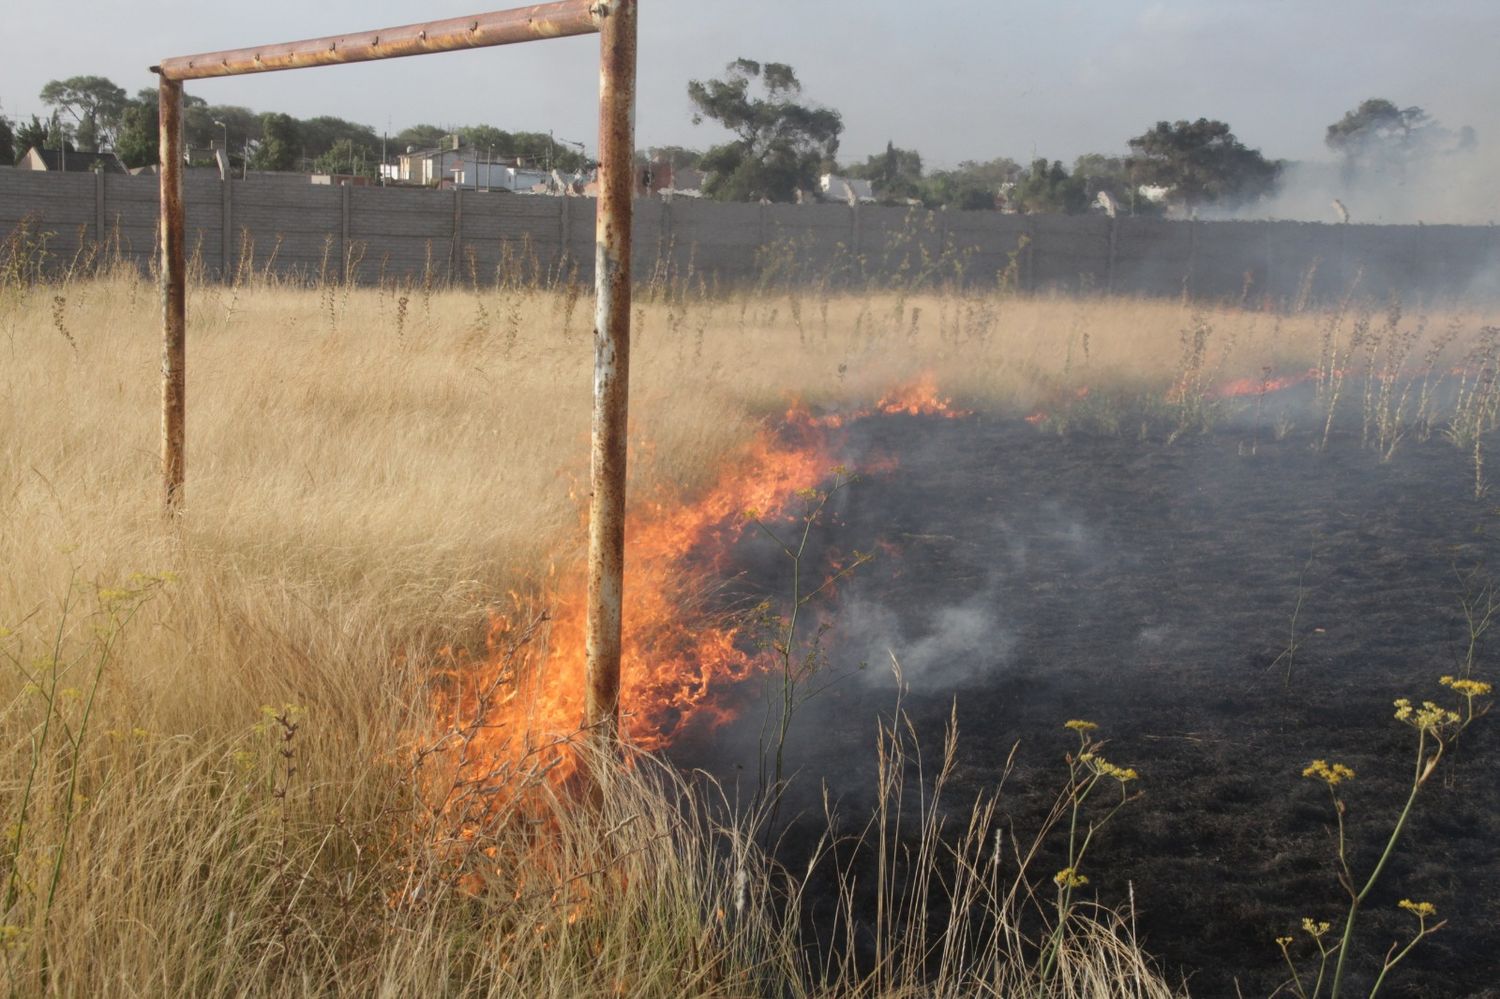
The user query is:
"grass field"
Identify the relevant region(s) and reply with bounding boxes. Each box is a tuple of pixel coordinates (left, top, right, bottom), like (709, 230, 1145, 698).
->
(1, 262, 1494, 996)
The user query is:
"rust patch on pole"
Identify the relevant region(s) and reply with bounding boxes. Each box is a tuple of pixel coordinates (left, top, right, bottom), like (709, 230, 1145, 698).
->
(159, 76, 187, 516)
(153, 1, 600, 81)
(584, 0, 637, 747)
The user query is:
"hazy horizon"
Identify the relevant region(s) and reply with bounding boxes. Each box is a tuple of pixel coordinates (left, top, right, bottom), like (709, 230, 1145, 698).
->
(3, 0, 1496, 174)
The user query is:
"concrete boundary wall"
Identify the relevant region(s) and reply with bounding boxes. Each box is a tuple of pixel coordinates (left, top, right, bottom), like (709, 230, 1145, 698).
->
(3, 169, 1498, 303)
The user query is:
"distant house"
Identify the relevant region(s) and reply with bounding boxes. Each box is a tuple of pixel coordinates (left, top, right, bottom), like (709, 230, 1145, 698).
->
(395, 137, 555, 191)
(395, 139, 465, 186)
(818, 174, 876, 205)
(310, 174, 375, 187)
(662, 166, 705, 199)
(16, 147, 127, 175)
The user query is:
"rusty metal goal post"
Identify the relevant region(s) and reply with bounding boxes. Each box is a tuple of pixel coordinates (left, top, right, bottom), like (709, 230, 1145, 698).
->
(151, 0, 637, 744)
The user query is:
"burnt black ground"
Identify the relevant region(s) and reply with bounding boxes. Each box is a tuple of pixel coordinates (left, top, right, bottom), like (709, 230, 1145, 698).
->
(672, 406, 1500, 998)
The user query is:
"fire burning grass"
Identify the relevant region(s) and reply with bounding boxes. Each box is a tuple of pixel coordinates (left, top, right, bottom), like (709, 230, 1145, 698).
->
(433, 374, 966, 785)
(2, 266, 1498, 995)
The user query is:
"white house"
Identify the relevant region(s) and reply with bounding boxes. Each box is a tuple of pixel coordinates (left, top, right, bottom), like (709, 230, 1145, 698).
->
(819, 174, 876, 204)
(394, 136, 548, 190)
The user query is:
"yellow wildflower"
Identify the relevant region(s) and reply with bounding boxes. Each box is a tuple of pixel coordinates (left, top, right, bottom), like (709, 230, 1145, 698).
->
(1275, 935, 1294, 948)
(1439, 675, 1493, 698)
(1301, 917, 1331, 939)
(1054, 868, 1089, 889)
(1064, 719, 1099, 732)
(1398, 899, 1436, 918)
(1077, 751, 1139, 782)
(1395, 699, 1461, 733)
(1302, 760, 1356, 786)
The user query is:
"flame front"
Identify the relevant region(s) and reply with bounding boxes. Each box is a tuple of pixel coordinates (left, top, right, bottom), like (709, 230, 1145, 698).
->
(430, 375, 963, 784)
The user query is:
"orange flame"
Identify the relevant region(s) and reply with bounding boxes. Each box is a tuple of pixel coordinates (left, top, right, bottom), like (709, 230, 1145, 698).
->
(430, 374, 963, 784)
(875, 371, 966, 418)
(1206, 368, 1319, 400)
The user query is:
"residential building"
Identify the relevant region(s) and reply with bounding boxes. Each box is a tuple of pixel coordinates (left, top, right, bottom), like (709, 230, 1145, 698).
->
(16, 147, 127, 174)
(818, 174, 876, 204)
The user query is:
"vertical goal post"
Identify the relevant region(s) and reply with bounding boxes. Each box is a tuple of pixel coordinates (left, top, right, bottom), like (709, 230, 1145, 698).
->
(151, 0, 638, 745)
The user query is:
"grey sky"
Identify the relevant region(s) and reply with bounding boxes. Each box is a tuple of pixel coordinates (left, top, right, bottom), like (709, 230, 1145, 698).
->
(2, 0, 1495, 170)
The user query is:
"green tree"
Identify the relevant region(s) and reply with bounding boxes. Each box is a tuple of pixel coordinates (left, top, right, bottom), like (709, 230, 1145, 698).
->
(297, 116, 379, 166)
(1125, 118, 1280, 210)
(252, 113, 300, 172)
(205, 105, 260, 164)
(514, 131, 587, 172)
(1071, 153, 1163, 216)
(114, 89, 160, 169)
(460, 125, 512, 158)
(922, 157, 1022, 211)
(687, 58, 842, 202)
(1071, 154, 1125, 199)
(0, 109, 13, 165)
(1326, 98, 1473, 183)
(646, 145, 703, 171)
(1008, 158, 1088, 214)
(1326, 99, 1426, 160)
(39, 75, 128, 152)
(313, 138, 376, 178)
(14, 116, 51, 157)
(114, 89, 213, 169)
(393, 123, 450, 152)
(845, 141, 924, 202)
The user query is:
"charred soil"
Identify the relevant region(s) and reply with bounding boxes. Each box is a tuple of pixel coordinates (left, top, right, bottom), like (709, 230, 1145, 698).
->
(677, 408, 1500, 998)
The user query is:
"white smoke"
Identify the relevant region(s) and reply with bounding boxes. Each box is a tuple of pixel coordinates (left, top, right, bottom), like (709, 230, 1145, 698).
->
(1233, 150, 1500, 226)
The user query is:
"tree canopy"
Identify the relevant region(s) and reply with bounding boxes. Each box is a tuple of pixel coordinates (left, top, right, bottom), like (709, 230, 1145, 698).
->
(0, 110, 13, 166)
(1126, 118, 1280, 210)
(922, 158, 1021, 211)
(1007, 159, 1088, 215)
(14, 116, 52, 158)
(313, 138, 377, 179)
(688, 58, 842, 202)
(1326, 98, 1475, 183)
(252, 113, 300, 172)
(39, 76, 127, 152)
(1326, 99, 1427, 158)
(845, 142, 924, 202)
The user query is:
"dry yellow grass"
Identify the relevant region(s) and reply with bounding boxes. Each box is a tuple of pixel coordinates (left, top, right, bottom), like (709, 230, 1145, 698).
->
(0, 268, 1490, 995)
